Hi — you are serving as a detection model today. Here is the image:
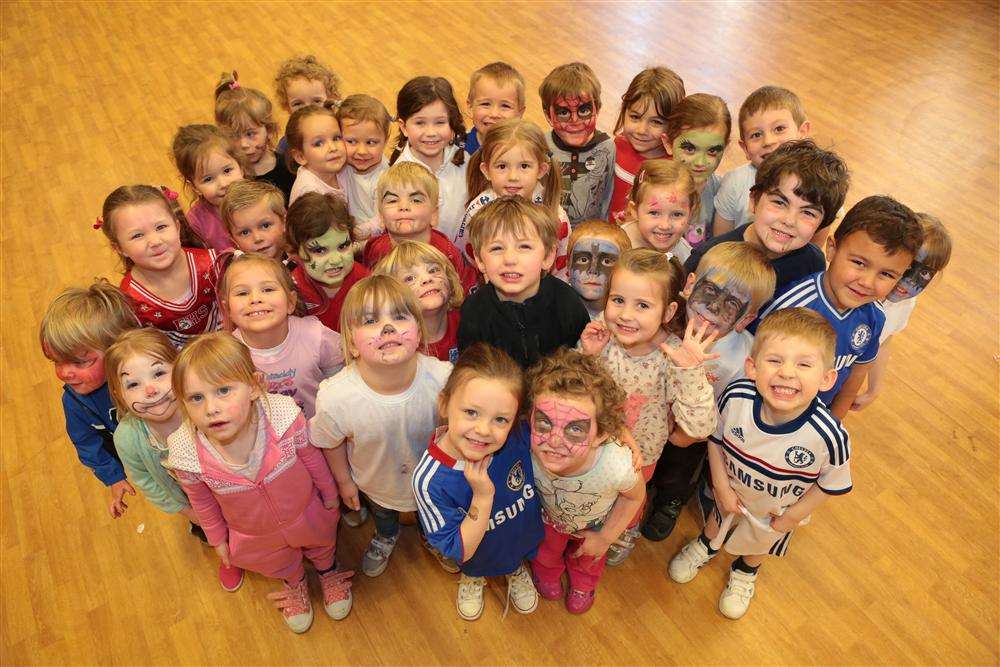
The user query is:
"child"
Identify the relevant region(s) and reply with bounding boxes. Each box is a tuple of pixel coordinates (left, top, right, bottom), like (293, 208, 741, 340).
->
(852, 213, 952, 411)
(620, 159, 700, 263)
(560, 219, 631, 319)
(222, 253, 344, 418)
(273, 55, 341, 154)
(221, 180, 288, 260)
(99, 185, 222, 347)
(643, 242, 776, 541)
(363, 161, 477, 292)
(311, 275, 453, 578)
(167, 333, 350, 633)
(171, 124, 251, 253)
(668, 308, 851, 620)
(539, 62, 615, 226)
(389, 76, 469, 241)
(336, 94, 392, 224)
(609, 67, 686, 222)
(286, 102, 347, 206)
(757, 195, 923, 419)
(214, 71, 295, 202)
(374, 241, 465, 363)
(39, 280, 138, 516)
(458, 197, 590, 368)
(578, 249, 718, 564)
(285, 192, 370, 332)
(685, 139, 851, 297)
(527, 348, 644, 614)
(660, 93, 731, 247)
(458, 119, 569, 270)
(464, 62, 526, 154)
(105, 328, 244, 591)
(412, 343, 544, 620)
(713, 86, 811, 236)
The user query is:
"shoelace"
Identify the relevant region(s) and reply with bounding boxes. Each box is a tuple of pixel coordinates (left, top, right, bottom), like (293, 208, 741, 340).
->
(728, 573, 756, 600)
(320, 569, 355, 602)
(279, 580, 311, 616)
(503, 568, 533, 619)
(458, 577, 486, 600)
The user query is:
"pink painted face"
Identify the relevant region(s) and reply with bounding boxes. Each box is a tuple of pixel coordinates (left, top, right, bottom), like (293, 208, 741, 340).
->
(548, 94, 598, 147)
(530, 394, 599, 475)
(50, 348, 107, 395)
(349, 302, 421, 366)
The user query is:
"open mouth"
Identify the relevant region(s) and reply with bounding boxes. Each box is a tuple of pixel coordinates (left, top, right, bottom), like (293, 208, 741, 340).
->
(614, 321, 639, 336)
(650, 230, 676, 245)
(377, 339, 403, 351)
(465, 437, 491, 450)
(499, 272, 523, 283)
(768, 228, 794, 244)
(770, 385, 800, 399)
(209, 420, 228, 430)
(244, 309, 273, 318)
(420, 288, 443, 299)
(324, 266, 344, 278)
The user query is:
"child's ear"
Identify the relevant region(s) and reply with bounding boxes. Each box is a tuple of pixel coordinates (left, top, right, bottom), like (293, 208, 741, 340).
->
(680, 272, 697, 299)
(661, 135, 674, 157)
(662, 300, 679, 326)
(473, 252, 489, 278)
(624, 200, 638, 221)
(436, 394, 448, 421)
(739, 138, 752, 162)
(820, 367, 838, 393)
(749, 191, 760, 216)
(479, 158, 491, 179)
(824, 235, 837, 263)
(744, 355, 758, 381)
(541, 246, 558, 272)
(291, 148, 308, 167)
(734, 310, 757, 333)
(537, 160, 550, 179)
(798, 120, 812, 138)
(397, 118, 409, 139)
(286, 290, 297, 314)
(430, 207, 440, 229)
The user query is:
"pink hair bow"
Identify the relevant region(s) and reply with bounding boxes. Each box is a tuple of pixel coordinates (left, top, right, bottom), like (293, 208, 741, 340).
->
(160, 186, 179, 201)
(93, 217, 104, 230)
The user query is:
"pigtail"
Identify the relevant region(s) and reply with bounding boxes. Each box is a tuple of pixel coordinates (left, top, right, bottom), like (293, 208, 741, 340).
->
(214, 70, 239, 100)
(388, 123, 407, 166)
(540, 150, 562, 215)
(451, 133, 467, 166)
(665, 254, 687, 336)
(160, 185, 207, 250)
(464, 149, 488, 205)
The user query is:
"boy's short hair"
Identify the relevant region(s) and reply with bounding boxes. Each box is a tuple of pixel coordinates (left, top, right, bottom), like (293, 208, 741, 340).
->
(834, 195, 923, 257)
(285, 192, 354, 250)
(467, 197, 558, 257)
(751, 307, 836, 370)
(374, 240, 465, 310)
(914, 212, 952, 271)
(527, 347, 626, 440)
(695, 242, 777, 313)
(566, 219, 631, 255)
(377, 161, 439, 208)
(739, 85, 807, 138)
(273, 55, 340, 109)
(468, 62, 526, 109)
(538, 62, 602, 112)
(221, 180, 286, 233)
(336, 93, 392, 138)
(750, 139, 850, 229)
(39, 279, 138, 360)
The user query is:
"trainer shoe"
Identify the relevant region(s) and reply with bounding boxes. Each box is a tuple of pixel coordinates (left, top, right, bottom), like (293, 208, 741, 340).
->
(531, 573, 564, 601)
(362, 532, 399, 578)
(319, 568, 354, 620)
(668, 537, 714, 583)
(641, 498, 683, 542)
(219, 563, 244, 592)
(719, 568, 757, 620)
(456, 574, 486, 621)
(342, 506, 369, 528)
(419, 531, 460, 573)
(566, 588, 596, 614)
(277, 578, 314, 634)
(506, 565, 538, 614)
(605, 527, 640, 566)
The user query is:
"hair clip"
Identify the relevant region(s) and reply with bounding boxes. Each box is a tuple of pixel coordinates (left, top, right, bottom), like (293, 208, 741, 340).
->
(160, 186, 179, 201)
(637, 170, 646, 184)
(228, 80, 240, 90)
(93, 217, 104, 230)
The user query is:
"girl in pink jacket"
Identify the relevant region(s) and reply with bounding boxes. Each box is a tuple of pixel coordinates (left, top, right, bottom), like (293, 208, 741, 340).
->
(166, 332, 351, 634)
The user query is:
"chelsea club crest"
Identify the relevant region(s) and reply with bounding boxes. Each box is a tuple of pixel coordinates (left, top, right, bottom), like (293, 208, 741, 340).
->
(507, 461, 525, 491)
(784, 446, 815, 468)
(850, 324, 872, 350)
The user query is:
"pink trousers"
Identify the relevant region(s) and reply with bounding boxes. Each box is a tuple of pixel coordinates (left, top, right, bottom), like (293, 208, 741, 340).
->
(531, 522, 608, 593)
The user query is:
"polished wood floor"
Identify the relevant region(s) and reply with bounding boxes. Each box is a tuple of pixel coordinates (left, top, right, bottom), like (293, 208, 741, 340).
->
(2, 1, 997, 664)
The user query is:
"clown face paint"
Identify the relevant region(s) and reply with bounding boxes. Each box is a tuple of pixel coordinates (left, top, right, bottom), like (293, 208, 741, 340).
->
(887, 254, 936, 303)
(686, 268, 752, 337)
(301, 228, 354, 286)
(530, 394, 599, 476)
(569, 238, 620, 303)
(548, 94, 598, 147)
(118, 353, 178, 423)
(350, 303, 421, 366)
(668, 126, 726, 186)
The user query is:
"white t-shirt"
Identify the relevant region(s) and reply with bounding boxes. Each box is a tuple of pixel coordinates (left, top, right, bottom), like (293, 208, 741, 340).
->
(703, 329, 754, 398)
(713, 163, 757, 229)
(878, 297, 917, 344)
(394, 144, 469, 242)
(338, 161, 389, 233)
(309, 354, 452, 511)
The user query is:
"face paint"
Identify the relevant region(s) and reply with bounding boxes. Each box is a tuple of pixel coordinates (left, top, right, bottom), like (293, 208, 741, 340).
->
(530, 398, 598, 461)
(119, 354, 178, 424)
(350, 305, 421, 366)
(569, 238, 620, 303)
(686, 268, 752, 336)
(131, 392, 176, 418)
(669, 127, 726, 185)
(887, 257, 936, 302)
(301, 228, 354, 286)
(548, 94, 598, 147)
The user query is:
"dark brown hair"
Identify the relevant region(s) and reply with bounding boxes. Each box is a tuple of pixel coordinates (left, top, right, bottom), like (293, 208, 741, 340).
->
(833, 195, 923, 257)
(749, 139, 850, 229)
(738, 85, 807, 138)
(389, 76, 466, 167)
(438, 343, 525, 416)
(285, 192, 354, 252)
(614, 66, 686, 135)
(664, 93, 732, 145)
(283, 101, 341, 172)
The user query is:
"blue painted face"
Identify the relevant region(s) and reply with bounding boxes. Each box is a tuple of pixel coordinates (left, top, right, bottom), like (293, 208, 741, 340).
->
(569, 238, 620, 303)
(887, 259, 935, 303)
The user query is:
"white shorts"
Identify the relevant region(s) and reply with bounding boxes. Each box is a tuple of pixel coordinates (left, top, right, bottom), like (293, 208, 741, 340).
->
(709, 506, 795, 557)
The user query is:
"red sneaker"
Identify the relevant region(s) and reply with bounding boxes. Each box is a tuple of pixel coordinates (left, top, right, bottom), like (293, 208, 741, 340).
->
(218, 563, 244, 592)
(319, 569, 354, 620)
(532, 574, 564, 601)
(566, 588, 595, 614)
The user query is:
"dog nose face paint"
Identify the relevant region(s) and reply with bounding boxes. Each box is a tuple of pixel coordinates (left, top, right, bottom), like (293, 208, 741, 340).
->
(350, 305, 420, 365)
(569, 238, 620, 303)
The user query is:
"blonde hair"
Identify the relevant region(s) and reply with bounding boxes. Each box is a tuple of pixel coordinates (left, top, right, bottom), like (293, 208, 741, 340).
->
(172, 332, 262, 412)
(695, 242, 777, 313)
(218, 253, 300, 315)
(171, 124, 253, 197)
(566, 219, 631, 255)
(664, 93, 732, 146)
(614, 67, 686, 134)
(214, 72, 279, 149)
(374, 241, 465, 310)
(614, 248, 687, 334)
(40, 279, 139, 361)
(439, 343, 525, 416)
(465, 119, 562, 213)
(538, 62, 602, 112)
(338, 274, 428, 363)
(337, 94, 392, 138)
(220, 180, 286, 234)
(751, 308, 836, 370)
(273, 55, 341, 111)
(629, 159, 701, 220)
(283, 102, 341, 172)
(467, 62, 526, 109)
(915, 213, 952, 271)
(377, 161, 440, 207)
(527, 347, 626, 440)
(738, 86, 806, 138)
(100, 184, 204, 270)
(467, 197, 558, 257)
(105, 328, 178, 416)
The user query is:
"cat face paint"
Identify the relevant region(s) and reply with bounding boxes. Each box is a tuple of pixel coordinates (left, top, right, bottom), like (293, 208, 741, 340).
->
(350, 304, 421, 366)
(569, 238, 620, 303)
(887, 255, 936, 303)
(530, 395, 599, 475)
(300, 228, 354, 286)
(686, 268, 752, 336)
(548, 94, 598, 147)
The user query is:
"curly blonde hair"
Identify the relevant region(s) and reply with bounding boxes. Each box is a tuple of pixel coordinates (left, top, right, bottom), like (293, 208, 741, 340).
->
(527, 347, 626, 439)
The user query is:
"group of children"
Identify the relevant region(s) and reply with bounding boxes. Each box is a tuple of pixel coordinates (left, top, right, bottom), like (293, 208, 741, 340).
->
(39, 54, 954, 632)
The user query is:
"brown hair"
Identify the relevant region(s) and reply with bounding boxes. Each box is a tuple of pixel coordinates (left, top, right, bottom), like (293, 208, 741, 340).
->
(220, 180, 286, 234)
(566, 219, 631, 256)
(629, 159, 701, 219)
(374, 241, 465, 310)
(738, 85, 807, 138)
(465, 118, 562, 213)
(286, 192, 355, 252)
(468, 62, 527, 109)
(664, 93, 732, 145)
(337, 94, 392, 138)
(171, 124, 253, 198)
(538, 62, 602, 112)
(214, 71, 279, 150)
(527, 347, 626, 440)
(833, 195, 923, 257)
(273, 55, 341, 111)
(219, 252, 301, 316)
(467, 197, 559, 257)
(338, 274, 428, 363)
(438, 343, 525, 417)
(752, 307, 837, 370)
(172, 332, 263, 416)
(695, 241, 777, 314)
(749, 139, 850, 229)
(105, 328, 178, 416)
(613, 248, 687, 335)
(100, 184, 205, 270)
(914, 213, 952, 271)
(614, 67, 686, 135)
(389, 76, 467, 167)
(40, 279, 139, 361)
(283, 101, 341, 172)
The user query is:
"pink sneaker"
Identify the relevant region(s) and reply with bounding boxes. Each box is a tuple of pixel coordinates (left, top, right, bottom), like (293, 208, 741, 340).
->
(219, 563, 244, 592)
(532, 574, 564, 601)
(566, 588, 595, 614)
(319, 568, 354, 620)
(275, 578, 314, 634)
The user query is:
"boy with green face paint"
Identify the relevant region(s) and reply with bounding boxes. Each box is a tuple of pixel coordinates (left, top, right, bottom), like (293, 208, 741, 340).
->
(286, 192, 370, 333)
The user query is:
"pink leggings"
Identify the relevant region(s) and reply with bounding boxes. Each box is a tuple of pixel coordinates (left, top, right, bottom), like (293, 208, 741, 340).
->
(531, 522, 608, 593)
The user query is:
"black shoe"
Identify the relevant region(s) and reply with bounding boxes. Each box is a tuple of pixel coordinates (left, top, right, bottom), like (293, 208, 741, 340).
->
(641, 498, 682, 541)
(189, 521, 209, 544)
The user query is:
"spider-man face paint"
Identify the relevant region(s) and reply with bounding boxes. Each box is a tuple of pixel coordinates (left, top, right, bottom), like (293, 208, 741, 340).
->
(530, 396, 599, 474)
(548, 95, 598, 147)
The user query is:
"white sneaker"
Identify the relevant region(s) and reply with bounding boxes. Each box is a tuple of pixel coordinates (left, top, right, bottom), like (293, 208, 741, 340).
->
(605, 527, 639, 566)
(719, 567, 757, 619)
(457, 574, 486, 621)
(505, 565, 538, 614)
(668, 537, 714, 583)
(362, 532, 399, 578)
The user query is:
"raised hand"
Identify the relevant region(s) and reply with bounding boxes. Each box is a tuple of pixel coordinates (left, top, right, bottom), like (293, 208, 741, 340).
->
(463, 456, 495, 497)
(579, 320, 611, 356)
(660, 320, 720, 369)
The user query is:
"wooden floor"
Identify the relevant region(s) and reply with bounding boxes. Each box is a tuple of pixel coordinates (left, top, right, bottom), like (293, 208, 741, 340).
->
(2, 1, 997, 664)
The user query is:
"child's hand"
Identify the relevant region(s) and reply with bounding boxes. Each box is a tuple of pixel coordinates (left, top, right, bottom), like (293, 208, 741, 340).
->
(850, 389, 878, 411)
(338, 479, 361, 511)
(579, 321, 611, 355)
(108, 479, 136, 518)
(769, 511, 798, 533)
(574, 530, 614, 561)
(660, 321, 721, 369)
(715, 485, 743, 516)
(463, 456, 495, 497)
(214, 542, 231, 567)
(619, 429, 643, 471)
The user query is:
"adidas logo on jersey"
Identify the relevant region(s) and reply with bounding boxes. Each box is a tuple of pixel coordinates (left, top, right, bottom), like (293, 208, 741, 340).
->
(730, 427, 745, 442)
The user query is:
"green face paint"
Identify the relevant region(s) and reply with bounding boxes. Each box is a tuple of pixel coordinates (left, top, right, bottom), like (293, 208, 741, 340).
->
(300, 228, 354, 286)
(670, 127, 726, 185)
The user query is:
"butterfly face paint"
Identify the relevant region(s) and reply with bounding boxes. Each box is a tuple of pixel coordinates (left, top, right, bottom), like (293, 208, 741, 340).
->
(888, 255, 936, 303)
(530, 396, 599, 475)
(350, 304, 421, 366)
(548, 94, 598, 147)
(301, 228, 354, 287)
(569, 238, 620, 304)
(686, 268, 752, 336)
